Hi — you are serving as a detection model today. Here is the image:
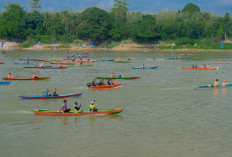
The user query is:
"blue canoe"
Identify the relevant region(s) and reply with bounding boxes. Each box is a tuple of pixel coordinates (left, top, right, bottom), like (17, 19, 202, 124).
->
(0, 81, 11, 85)
(95, 59, 115, 62)
(131, 66, 158, 69)
(194, 84, 232, 89)
(14, 62, 37, 65)
(23, 66, 68, 69)
(169, 58, 191, 59)
(18, 93, 82, 99)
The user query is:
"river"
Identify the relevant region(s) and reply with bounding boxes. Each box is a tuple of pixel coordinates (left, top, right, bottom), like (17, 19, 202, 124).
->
(1, 50, 232, 157)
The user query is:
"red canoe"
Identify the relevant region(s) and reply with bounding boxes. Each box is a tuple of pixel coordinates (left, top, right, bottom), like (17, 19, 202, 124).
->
(89, 82, 122, 89)
(50, 62, 75, 65)
(2, 77, 50, 80)
(33, 108, 124, 116)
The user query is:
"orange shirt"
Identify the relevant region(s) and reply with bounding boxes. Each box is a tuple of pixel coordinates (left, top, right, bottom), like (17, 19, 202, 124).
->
(32, 74, 38, 78)
(207, 65, 210, 68)
(8, 74, 13, 78)
(214, 81, 219, 87)
(110, 74, 114, 78)
(222, 82, 227, 87)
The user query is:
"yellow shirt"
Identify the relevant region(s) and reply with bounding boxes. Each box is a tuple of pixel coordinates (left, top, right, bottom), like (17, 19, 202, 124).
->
(90, 104, 96, 110)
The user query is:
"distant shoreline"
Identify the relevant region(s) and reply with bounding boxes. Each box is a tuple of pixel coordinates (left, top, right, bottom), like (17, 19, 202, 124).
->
(1, 41, 232, 53)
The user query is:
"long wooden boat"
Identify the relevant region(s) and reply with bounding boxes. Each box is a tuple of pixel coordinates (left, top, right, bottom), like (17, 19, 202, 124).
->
(131, 66, 158, 69)
(68, 64, 93, 67)
(33, 108, 124, 116)
(194, 84, 232, 89)
(23, 66, 67, 69)
(211, 62, 232, 64)
(2, 77, 50, 80)
(50, 62, 75, 65)
(169, 58, 191, 59)
(18, 93, 82, 99)
(88, 82, 122, 89)
(14, 62, 36, 65)
(181, 67, 218, 70)
(75, 61, 95, 63)
(96, 76, 140, 80)
(0, 81, 11, 85)
(112, 61, 131, 63)
(0, 62, 5, 64)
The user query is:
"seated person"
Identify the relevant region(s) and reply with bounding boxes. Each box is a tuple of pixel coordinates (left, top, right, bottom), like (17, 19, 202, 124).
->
(32, 73, 38, 78)
(60, 100, 71, 113)
(52, 88, 59, 96)
(99, 79, 104, 86)
(73, 102, 82, 113)
(214, 79, 219, 87)
(118, 74, 122, 78)
(222, 80, 227, 87)
(90, 101, 98, 112)
(8, 73, 13, 78)
(107, 79, 114, 85)
(91, 79, 98, 86)
(43, 88, 50, 96)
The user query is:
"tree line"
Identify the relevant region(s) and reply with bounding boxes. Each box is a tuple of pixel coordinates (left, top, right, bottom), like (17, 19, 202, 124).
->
(0, 0, 231, 45)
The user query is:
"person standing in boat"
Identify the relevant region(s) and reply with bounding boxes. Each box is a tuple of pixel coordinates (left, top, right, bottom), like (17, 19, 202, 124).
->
(90, 100, 98, 112)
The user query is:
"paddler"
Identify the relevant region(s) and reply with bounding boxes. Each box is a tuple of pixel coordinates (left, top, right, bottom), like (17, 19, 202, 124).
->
(207, 64, 210, 68)
(214, 79, 219, 87)
(32, 73, 38, 78)
(52, 88, 59, 96)
(73, 102, 82, 113)
(178, 56, 181, 59)
(110, 72, 114, 78)
(8, 73, 13, 78)
(142, 64, 145, 69)
(43, 88, 50, 96)
(222, 80, 227, 87)
(33, 63, 37, 67)
(91, 79, 97, 86)
(60, 100, 71, 113)
(90, 100, 98, 112)
(117, 57, 122, 61)
(40, 63, 44, 67)
(202, 64, 206, 68)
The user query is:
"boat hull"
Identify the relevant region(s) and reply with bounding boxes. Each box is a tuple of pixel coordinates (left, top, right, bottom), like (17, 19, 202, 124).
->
(194, 84, 232, 89)
(96, 77, 140, 80)
(18, 93, 82, 99)
(181, 67, 217, 70)
(2, 77, 50, 80)
(33, 108, 124, 116)
(90, 82, 122, 89)
(0, 81, 11, 85)
(131, 66, 158, 69)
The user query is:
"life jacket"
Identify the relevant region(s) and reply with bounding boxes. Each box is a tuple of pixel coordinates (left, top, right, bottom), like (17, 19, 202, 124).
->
(8, 74, 12, 78)
(73, 104, 80, 113)
(110, 74, 114, 78)
(32, 74, 38, 78)
(214, 81, 219, 87)
(90, 104, 96, 110)
(207, 65, 210, 68)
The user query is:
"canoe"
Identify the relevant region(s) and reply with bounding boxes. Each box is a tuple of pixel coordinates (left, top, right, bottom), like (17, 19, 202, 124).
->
(180, 54, 193, 56)
(2, 77, 50, 80)
(169, 57, 191, 59)
(0, 81, 11, 85)
(68, 64, 93, 67)
(112, 61, 131, 63)
(95, 59, 115, 62)
(181, 67, 218, 70)
(88, 82, 122, 89)
(131, 66, 158, 69)
(33, 108, 124, 116)
(18, 93, 82, 99)
(14, 62, 36, 65)
(0, 62, 5, 64)
(50, 62, 75, 65)
(23, 66, 67, 69)
(75, 61, 95, 63)
(96, 76, 140, 80)
(211, 62, 232, 64)
(194, 84, 232, 89)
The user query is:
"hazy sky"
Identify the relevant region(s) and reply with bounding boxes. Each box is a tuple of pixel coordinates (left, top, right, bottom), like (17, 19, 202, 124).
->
(0, 0, 231, 15)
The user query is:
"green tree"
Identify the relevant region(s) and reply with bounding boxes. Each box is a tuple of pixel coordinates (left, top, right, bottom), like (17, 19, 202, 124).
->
(182, 3, 200, 13)
(0, 3, 26, 40)
(77, 7, 112, 42)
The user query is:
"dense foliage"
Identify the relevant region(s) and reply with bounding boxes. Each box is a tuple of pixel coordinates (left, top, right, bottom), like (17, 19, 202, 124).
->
(0, 0, 231, 45)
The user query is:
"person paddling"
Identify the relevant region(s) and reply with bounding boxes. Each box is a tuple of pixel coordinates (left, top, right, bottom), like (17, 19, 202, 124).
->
(8, 73, 13, 79)
(52, 88, 59, 96)
(214, 79, 219, 87)
(73, 102, 82, 113)
(90, 100, 98, 112)
(43, 88, 50, 96)
(32, 73, 38, 78)
(222, 80, 227, 87)
(110, 72, 114, 78)
(60, 100, 71, 113)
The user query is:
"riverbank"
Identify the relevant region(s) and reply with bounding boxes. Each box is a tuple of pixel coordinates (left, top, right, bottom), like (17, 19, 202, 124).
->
(1, 40, 232, 52)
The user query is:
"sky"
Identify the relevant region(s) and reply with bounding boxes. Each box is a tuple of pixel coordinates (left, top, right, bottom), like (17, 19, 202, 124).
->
(0, 0, 231, 16)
